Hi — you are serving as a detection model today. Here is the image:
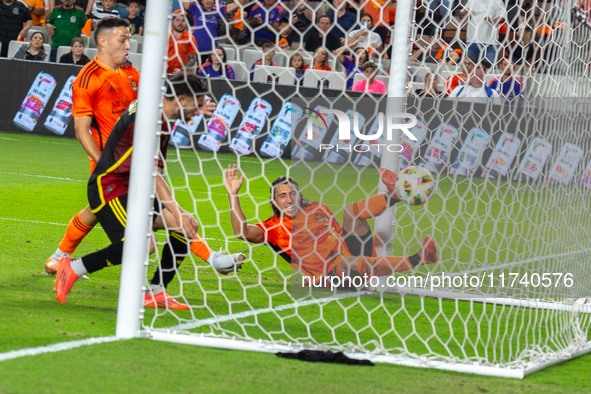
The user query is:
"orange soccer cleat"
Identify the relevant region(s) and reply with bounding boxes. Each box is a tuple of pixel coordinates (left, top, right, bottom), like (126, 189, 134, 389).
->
(420, 235, 439, 265)
(144, 292, 190, 311)
(54, 257, 80, 303)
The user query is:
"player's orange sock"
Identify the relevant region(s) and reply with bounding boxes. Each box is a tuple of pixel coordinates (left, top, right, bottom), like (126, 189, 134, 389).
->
(357, 254, 420, 277)
(58, 211, 94, 255)
(190, 233, 213, 262)
(349, 195, 389, 220)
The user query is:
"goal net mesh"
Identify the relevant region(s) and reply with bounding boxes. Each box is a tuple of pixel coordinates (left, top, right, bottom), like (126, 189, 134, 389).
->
(137, 0, 591, 374)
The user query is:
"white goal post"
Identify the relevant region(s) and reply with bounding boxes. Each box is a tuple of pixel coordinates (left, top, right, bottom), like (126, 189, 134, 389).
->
(116, 0, 591, 378)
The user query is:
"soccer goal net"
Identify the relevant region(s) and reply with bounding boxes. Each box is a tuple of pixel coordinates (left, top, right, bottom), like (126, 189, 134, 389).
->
(119, 0, 591, 378)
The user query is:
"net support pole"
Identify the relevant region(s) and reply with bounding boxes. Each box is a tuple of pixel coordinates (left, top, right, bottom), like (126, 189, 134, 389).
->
(115, 0, 169, 339)
(374, 0, 414, 256)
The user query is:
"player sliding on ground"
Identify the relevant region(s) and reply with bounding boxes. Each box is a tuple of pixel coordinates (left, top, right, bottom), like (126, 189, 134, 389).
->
(224, 165, 438, 286)
(54, 74, 245, 309)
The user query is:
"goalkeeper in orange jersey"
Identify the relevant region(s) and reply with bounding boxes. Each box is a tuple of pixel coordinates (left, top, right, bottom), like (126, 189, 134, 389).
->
(223, 165, 438, 286)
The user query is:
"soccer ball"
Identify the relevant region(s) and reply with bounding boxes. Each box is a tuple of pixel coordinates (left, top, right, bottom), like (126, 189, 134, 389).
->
(395, 166, 436, 206)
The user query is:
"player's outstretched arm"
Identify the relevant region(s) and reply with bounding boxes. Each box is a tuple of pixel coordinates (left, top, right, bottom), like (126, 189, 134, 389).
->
(74, 116, 101, 163)
(155, 169, 198, 240)
(224, 164, 264, 243)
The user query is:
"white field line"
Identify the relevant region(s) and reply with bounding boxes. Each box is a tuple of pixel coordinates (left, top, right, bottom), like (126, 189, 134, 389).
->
(0, 336, 120, 363)
(0, 171, 86, 182)
(0, 136, 18, 141)
(162, 291, 372, 332)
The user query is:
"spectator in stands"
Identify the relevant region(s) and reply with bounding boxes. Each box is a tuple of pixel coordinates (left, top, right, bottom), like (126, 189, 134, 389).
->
(292, 0, 312, 35)
(325, 0, 356, 39)
(488, 58, 524, 103)
(126, 0, 143, 36)
(289, 52, 305, 81)
(411, 36, 453, 64)
(337, 45, 368, 89)
(507, 26, 536, 70)
(422, 0, 454, 37)
(250, 42, 278, 80)
(46, 0, 87, 62)
(304, 47, 333, 71)
(363, 0, 390, 51)
(444, 55, 475, 96)
(351, 61, 386, 93)
(22, 0, 45, 26)
(414, 73, 442, 97)
(449, 63, 500, 103)
(92, 0, 119, 27)
(167, 9, 197, 74)
(248, 0, 285, 46)
(445, 50, 461, 65)
(198, 47, 235, 79)
(347, 14, 383, 58)
(12, 31, 49, 61)
(459, 0, 506, 65)
(183, 0, 245, 63)
(47, 0, 94, 21)
(59, 36, 91, 65)
(277, 18, 293, 49)
(0, 0, 33, 58)
(304, 15, 341, 53)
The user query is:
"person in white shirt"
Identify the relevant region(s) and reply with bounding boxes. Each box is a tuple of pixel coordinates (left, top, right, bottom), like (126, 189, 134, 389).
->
(347, 14, 383, 58)
(459, 0, 506, 65)
(449, 62, 501, 105)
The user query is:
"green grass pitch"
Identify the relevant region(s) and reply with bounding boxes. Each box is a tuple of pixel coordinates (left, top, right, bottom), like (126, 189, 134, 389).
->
(1, 131, 590, 394)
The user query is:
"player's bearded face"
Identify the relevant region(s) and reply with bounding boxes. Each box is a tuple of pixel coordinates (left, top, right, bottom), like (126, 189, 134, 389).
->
(273, 184, 300, 219)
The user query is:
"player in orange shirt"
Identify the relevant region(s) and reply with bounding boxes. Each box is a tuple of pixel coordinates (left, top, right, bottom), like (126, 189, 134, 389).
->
(166, 9, 198, 74)
(44, 17, 137, 276)
(224, 165, 438, 286)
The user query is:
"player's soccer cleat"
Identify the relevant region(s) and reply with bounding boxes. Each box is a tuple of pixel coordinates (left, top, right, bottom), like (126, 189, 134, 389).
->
(144, 292, 190, 310)
(378, 168, 400, 200)
(419, 236, 439, 265)
(54, 257, 80, 303)
(45, 257, 59, 275)
(208, 250, 246, 275)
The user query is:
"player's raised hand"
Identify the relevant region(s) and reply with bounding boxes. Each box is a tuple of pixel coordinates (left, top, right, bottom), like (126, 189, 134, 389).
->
(224, 164, 244, 196)
(200, 97, 216, 117)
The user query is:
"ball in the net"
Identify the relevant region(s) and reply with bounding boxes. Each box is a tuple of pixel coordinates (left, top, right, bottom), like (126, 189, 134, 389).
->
(395, 166, 436, 206)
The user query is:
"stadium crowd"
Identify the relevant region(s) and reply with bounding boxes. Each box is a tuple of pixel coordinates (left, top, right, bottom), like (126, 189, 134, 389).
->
(1, 0, 589, 99)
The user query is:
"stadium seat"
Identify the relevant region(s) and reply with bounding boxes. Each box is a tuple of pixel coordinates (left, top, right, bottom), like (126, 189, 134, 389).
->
(56, 46, 71, 62)
(252, 65, 296, 85)
(129, 39, 139, 53)
(127, 53, 142, 71)
(303, 69, 346, 90)
(84, 47, 98, 59)
(80, 36, 90, 48)
(7, 40, 51, 58)
(218, 45, 236, 61)
(227, 61, 249, 82)
(242, 48, 261, 70)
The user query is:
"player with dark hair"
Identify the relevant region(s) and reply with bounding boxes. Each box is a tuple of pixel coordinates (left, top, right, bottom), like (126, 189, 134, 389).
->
(45, 17, 138, 277)
(224, 165, 438, 285)
(54, 74, 245, 308)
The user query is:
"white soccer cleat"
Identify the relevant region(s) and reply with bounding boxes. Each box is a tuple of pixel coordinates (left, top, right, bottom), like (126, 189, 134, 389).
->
(208, 250, 245, 275)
